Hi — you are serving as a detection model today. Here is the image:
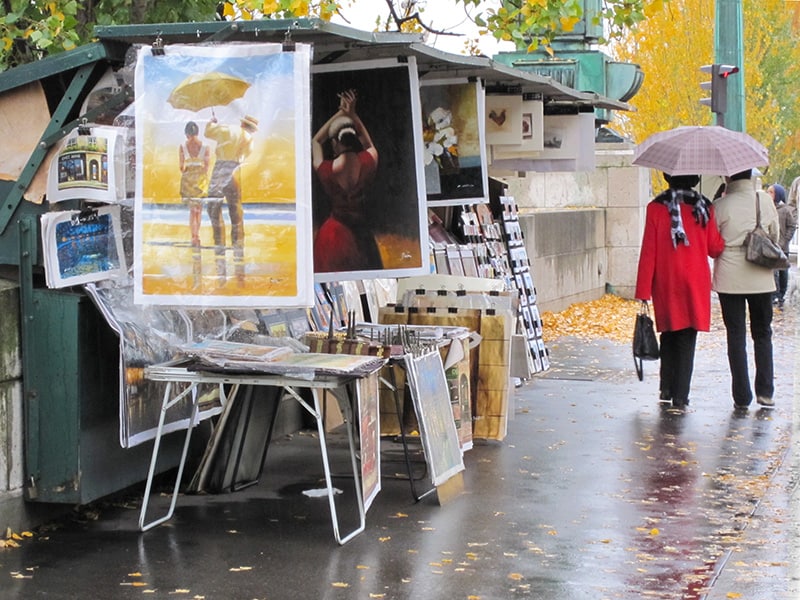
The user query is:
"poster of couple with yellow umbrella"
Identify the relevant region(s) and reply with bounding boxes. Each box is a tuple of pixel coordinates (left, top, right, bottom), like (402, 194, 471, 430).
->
(133, 43, 313, 307)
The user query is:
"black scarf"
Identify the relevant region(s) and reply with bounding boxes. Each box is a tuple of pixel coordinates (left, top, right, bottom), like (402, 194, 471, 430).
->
(653, 189, 711, 248)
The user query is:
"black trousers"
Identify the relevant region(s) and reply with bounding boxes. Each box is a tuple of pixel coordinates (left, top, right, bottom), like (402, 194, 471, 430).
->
(718, 292, 774, 405)
(659, 328, 698, 403)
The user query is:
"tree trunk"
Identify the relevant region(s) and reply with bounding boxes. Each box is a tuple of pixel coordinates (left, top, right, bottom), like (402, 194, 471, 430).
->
(132, 0, 150, 23)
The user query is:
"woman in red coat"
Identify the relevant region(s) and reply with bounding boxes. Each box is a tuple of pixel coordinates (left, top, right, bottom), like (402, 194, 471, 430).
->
(635, 173, 725, 408)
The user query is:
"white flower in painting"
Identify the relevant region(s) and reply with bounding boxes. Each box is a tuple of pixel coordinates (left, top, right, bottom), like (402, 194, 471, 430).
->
(424, 106, 458, 167)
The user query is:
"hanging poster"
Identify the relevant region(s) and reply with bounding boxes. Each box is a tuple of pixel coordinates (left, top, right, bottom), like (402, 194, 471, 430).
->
(420, 78, 488, 206)
(133, 43, 313, 307)
(40, 205, 127, 288)
(484, 94, 523, 146)
(311, 58, 428, 282)
(539, 113, 582, 160)
(490, 97, 545, 160)
(46, 125, 126, 204)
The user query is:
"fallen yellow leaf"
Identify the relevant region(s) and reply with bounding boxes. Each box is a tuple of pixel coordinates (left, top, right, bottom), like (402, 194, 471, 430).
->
(332, 582, 350, 588)
(726, 594, 742, 599)
(508, 573, 524, 581)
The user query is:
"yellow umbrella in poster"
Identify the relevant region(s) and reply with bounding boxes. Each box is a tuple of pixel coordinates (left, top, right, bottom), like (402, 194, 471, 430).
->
(167, 71, 251, 112)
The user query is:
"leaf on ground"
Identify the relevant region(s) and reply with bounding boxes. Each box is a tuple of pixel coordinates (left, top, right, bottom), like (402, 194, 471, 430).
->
(331, 582, 350, 588)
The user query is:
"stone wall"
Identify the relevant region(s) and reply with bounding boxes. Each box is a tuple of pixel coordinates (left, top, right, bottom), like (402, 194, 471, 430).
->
(491, 141, 649, 312)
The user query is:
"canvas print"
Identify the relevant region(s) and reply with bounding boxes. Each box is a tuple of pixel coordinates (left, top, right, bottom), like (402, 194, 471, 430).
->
(484, 94, 523, 146)
(406, 351, 465, 487)
(311, 59, 428, 282)
(40, 206, 127, 288)
(133, 43, 313, 307)
(47, 125, 126, 203)
(420, 79, 488, 206)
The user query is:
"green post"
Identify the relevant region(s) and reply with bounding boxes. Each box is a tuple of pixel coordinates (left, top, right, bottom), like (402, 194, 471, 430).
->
(715, 0, 744, 131)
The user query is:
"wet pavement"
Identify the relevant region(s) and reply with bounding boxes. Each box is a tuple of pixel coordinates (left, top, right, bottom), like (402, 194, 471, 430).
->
(1, 297, 797, 599)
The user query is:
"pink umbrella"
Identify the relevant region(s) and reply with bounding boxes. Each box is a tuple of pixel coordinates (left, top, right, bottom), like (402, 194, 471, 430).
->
(632, 125, 768, 176)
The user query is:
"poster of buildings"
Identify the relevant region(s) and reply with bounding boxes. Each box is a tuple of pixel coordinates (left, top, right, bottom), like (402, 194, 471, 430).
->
(47, 125, 126, 203)
(133, 43, 313, 307)
(311, 58, 429, 282)
(40, 206, 127, 288)
(420, 79, 488, 206)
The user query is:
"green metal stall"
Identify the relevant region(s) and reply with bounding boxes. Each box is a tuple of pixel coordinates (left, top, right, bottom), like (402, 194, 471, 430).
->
(0, 18, 626, 506)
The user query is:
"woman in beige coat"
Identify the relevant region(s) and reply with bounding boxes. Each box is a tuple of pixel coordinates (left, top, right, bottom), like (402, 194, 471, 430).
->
(712, 169, 780, 409)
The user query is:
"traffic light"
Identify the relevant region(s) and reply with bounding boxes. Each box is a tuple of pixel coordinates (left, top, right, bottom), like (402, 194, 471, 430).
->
(699, 64, 739, 115)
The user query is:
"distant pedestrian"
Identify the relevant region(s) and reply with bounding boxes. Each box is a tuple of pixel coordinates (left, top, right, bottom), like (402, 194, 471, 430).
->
(635, 173, 724, 408)
(766, 183, 797, 308)
(712, 169, 780, 409)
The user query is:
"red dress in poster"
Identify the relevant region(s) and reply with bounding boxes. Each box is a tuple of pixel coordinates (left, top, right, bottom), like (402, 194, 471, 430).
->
(312, 89, 383, 273)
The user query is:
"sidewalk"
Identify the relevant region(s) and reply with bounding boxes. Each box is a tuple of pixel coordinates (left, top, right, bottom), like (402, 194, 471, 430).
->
(0, 298, 796, 599)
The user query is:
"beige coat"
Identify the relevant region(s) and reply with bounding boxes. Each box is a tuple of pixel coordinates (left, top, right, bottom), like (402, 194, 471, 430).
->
(712, 178, 780, 294)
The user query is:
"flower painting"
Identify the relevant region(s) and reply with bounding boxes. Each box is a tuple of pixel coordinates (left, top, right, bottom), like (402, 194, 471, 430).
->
(420, 79, 488, 206)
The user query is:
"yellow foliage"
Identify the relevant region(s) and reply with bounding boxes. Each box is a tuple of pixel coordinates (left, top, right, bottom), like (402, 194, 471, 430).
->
(612, 0, 800, 183)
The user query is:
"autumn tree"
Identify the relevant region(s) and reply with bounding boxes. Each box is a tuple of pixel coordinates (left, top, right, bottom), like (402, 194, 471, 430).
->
(2, 0, 668, 71)
(611, 0, 800, 185)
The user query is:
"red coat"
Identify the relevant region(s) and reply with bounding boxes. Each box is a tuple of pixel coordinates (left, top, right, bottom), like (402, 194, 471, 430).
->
(635, 200, 724, 332)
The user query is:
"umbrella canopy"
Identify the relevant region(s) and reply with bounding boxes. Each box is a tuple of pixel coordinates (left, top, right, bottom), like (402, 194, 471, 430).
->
(632, 125, 769, 176)
(167, 72, 251, 112)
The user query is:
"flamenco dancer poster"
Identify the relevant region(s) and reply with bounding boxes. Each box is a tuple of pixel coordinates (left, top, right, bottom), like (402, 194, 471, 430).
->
(133, 43, 313, 307)
(311, 59, 428, 282)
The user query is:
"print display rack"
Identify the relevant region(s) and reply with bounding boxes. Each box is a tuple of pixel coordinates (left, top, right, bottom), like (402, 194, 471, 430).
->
(494, 195, 549, 373)
(431, 197, 549, 376)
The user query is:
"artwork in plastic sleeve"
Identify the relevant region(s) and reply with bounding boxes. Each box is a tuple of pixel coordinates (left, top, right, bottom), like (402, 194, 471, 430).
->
(40, 206, 127, 288)
(46, 126, 126, 203)
(420, 79, 488, 206)
(311, 59, 428, 282)
(358, 371, 381, 511)
(133, 43, 313, 307)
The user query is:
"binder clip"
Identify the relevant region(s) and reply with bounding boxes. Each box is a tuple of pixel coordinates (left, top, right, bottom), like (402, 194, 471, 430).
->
(77, 118, 91, 136)
(151, 34, 165, 56)
(282, 28, 295, 52)
(70, 207, 99, 226)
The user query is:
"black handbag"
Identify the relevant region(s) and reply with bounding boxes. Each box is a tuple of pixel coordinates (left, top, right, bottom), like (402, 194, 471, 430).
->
(744, 194, 790, 270)
(633, 301, 659, 381)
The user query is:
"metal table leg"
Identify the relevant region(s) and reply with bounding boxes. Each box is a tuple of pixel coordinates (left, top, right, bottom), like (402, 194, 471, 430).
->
(283, 385, 365, 545)
(138, 382, 199, 531)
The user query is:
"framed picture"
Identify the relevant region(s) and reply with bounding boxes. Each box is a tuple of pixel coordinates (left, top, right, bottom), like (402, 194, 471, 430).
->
(311, 58, 429, 282)
(539, 113, 581, 160)
(490, 98, 545, 160)
(133, 43, 314, 307)
(420, 78, 488, 206)
(484, 94, 523, 146)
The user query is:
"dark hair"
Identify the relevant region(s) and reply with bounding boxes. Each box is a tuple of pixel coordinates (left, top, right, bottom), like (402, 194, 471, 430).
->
(730, 169, 752, 181)
(185, 121, 199, 136)
(663, 173, 700, 190)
